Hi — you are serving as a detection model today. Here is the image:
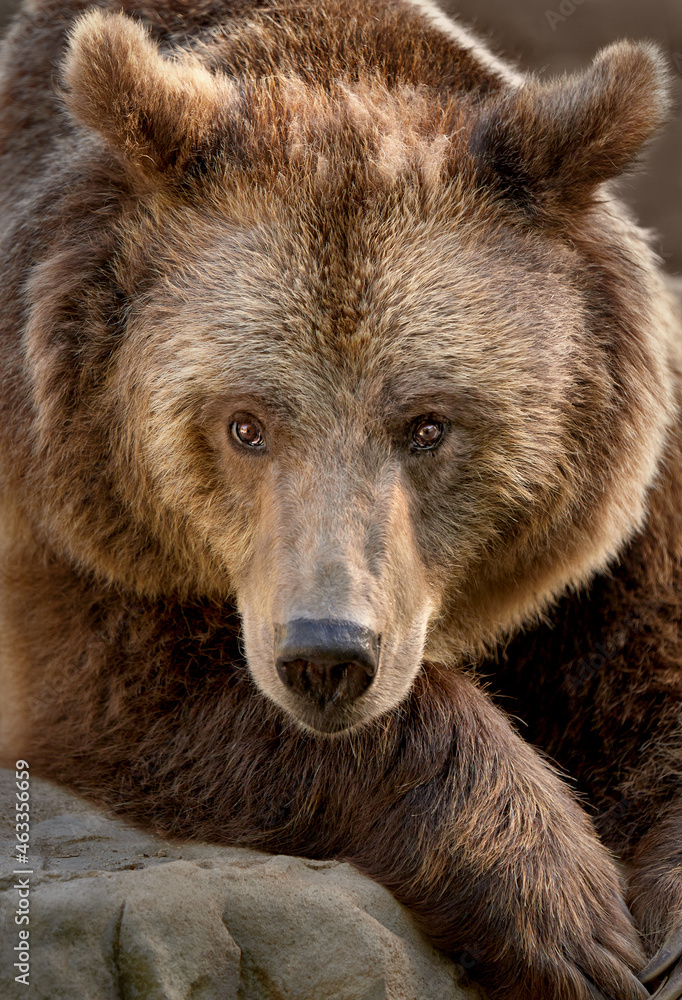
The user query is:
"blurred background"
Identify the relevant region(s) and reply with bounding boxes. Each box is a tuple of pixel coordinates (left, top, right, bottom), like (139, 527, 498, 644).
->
(0, 0, 680, 273)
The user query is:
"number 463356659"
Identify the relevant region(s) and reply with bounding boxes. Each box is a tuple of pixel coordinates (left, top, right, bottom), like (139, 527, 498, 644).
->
(15, 760, 29, 865)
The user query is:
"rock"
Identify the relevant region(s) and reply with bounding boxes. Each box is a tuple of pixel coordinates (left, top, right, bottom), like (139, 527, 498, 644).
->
(0, 769, 474, 999)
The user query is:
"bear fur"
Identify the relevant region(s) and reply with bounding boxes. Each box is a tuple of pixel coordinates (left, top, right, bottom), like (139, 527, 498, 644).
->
(0, 1, 681, 998)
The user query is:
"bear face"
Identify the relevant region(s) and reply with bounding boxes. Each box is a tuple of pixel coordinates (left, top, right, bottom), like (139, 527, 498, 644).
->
(9, 7, 674, 733)
(90, 201, 668, 733)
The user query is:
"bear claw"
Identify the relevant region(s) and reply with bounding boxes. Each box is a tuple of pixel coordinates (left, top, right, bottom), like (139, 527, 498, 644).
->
(587, 975, 650, 1000)
(651, 969, 682, 1000)
(639, 925, 682, 1000)
(640, 926, 682, 983)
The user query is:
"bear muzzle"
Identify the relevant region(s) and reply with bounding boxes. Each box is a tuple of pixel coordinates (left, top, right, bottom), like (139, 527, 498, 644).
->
(274, 618, 379, 712)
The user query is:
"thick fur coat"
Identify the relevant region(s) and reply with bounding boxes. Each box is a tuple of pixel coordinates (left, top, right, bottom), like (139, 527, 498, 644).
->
(0, 2, 681, 998)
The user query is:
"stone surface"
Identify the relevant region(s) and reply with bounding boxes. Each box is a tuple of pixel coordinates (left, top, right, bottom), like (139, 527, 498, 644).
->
(0, 768, 473, 999)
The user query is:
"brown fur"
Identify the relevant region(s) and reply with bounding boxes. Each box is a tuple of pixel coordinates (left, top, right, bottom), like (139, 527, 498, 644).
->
(0, 1, 680, 997)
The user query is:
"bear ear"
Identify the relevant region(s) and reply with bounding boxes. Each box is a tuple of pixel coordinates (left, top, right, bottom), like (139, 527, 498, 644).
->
(471, 41, 672, 217)
(61, 10, 237, 174)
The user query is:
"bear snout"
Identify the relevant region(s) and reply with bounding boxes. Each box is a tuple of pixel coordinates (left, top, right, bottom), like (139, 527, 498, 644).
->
(274, 618, 379, 711)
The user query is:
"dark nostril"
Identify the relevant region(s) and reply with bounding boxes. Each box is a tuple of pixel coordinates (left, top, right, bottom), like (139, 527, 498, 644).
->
(274, 619, 379, 710)
(277, 656, 373, 706)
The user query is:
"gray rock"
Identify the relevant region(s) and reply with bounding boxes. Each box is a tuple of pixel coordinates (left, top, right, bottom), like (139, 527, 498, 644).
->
(0, 769, 474, 999)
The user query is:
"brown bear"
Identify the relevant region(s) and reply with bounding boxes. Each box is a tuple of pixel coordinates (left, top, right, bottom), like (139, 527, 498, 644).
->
(0, 0, 680, 997)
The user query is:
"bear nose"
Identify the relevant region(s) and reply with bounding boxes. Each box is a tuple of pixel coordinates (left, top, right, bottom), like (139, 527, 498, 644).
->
(274, 619, 379, 710)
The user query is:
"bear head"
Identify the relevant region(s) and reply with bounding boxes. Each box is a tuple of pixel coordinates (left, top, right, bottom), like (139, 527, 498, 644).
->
(18, 7, 676, 732)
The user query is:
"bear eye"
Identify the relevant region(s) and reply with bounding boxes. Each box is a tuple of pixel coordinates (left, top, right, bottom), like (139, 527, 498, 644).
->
(231, 417, 266, 450)
(410, 417, 445, 451)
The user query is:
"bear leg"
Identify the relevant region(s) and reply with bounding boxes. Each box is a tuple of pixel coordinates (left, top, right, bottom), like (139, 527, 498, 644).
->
(345, 667, 648, 1000)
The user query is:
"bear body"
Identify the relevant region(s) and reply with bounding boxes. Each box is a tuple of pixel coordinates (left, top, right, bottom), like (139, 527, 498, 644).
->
(1, 1, 681, 997)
